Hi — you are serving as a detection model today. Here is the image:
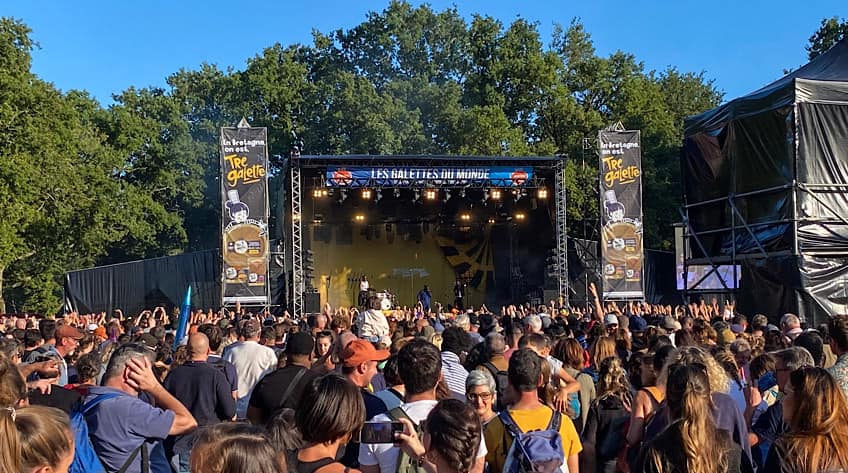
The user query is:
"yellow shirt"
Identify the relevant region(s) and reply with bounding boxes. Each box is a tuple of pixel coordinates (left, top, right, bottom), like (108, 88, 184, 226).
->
(484, 405, 582, 473)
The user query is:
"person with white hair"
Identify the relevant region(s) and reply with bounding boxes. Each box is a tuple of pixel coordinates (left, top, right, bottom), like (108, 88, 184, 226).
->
(524, 314, 543, 335)
(465, 369, 498, 425)
(780, 313, 803, 342)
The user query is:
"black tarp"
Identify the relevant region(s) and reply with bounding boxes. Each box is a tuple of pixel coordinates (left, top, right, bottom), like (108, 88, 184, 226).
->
(64, 250, 220, 316)
(683, 38, 848, 324)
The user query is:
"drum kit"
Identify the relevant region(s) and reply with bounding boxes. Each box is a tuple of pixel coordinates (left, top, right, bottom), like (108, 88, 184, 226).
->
(373, 289, 396, 310)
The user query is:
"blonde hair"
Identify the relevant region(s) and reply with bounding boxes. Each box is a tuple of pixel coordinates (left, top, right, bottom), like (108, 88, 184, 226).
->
(783, 367, 848, 472)
(658, 346, 730, 394)
(649, 363, 729, 473)
(596, 356, 632, 404)
(0, 406, 73, 473)
(589, 336, 616, 370)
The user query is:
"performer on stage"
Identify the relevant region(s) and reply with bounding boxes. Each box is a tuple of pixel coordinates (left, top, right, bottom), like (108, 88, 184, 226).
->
(358, 275, 369, 308)
(417, 285, 432, 312)
(453, 280, 466, 311)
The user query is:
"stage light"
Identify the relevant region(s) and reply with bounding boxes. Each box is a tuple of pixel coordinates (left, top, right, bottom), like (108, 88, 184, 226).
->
(488, 218, 496, 224)
(459, 213, 471, 222)
(312, 188, 328, 198)
(490, 189, 502, 200)
(537, 188, 548, 199)
(361, 189, 372, 199)
(313, 213, 324, 223)
(515, 212, 526, 221)
(353, 214, 366, 223)
(425, 189, 437, 200)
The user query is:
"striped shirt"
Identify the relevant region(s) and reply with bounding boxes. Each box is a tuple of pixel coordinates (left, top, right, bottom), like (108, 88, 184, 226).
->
(441, 351, 469, 400)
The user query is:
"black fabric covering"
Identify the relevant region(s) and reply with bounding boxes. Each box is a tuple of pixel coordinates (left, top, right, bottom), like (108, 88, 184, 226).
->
(64, 250, 221, 316)
(682, 38, 848, 325)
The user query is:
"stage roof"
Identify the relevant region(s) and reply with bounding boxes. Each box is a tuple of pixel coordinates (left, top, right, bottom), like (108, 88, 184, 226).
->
(685, 38, 848, 136)
(295, 154, 562, 167)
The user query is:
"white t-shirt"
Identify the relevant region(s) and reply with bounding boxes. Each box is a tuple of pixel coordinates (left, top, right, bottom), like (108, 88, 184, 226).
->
(359, 400, 487, 473)
(222, 340, 277, 399)
(360, 280, 369, 292)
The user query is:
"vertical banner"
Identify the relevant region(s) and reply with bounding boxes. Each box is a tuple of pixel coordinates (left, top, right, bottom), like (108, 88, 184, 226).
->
(220, 126, 269, 305)
(599, 130, 644, 299)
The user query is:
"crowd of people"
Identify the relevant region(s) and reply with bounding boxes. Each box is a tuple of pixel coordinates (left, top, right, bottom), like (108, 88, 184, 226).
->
(2, 283, 848, 473)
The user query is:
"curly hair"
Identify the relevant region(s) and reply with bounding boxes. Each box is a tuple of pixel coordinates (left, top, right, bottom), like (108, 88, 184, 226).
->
(424, 399, 482, 473)
(596, 356, 633, 404)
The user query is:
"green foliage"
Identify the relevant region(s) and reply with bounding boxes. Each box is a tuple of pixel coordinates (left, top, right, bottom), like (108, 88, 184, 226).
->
(1, 4, 726, 311)
(807, 17, 848, 60)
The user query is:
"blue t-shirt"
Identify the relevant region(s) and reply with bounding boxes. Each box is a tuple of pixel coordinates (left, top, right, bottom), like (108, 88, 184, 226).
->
(83, 386, 175, 473)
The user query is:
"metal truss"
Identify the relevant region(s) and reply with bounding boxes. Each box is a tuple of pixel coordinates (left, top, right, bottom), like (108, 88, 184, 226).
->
(554, 159, 569, 300)
(317, 177, 548, 189)
(290, 165, 304, 318)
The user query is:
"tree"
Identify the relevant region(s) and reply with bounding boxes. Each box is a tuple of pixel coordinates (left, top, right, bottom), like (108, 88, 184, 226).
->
(806, 16, 848, 60)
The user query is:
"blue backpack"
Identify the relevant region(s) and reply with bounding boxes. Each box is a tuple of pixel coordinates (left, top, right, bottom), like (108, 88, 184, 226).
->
(69, 392, 119, 473)
(500, 409, 565, 473)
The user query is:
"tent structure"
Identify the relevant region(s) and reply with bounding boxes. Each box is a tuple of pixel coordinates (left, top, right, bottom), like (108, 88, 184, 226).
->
(682, 38, 848, 325)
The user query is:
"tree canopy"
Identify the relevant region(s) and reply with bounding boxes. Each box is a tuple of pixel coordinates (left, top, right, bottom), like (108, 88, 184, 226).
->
(0, 3, 733, 313)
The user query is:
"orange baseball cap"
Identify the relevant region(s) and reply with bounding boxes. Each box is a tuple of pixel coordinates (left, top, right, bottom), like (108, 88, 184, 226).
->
(341, 339, 390, 368)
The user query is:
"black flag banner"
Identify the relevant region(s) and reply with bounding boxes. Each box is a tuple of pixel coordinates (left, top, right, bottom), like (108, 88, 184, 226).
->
(220, 126, 270, 305)
(598, 130, 644, 299)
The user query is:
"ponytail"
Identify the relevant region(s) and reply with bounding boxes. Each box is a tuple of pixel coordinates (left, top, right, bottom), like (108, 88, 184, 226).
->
(0, 406, 72, 472)
(0, 407, 23, 473)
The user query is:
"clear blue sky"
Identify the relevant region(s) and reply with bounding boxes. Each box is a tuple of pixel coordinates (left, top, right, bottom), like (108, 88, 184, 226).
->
(5, 1, 845, 105)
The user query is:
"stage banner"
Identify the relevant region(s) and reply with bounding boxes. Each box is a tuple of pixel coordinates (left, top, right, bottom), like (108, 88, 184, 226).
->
(220, 126, 269, 305)
(325, 166, 533, 187)
(598, 130, 644, 299)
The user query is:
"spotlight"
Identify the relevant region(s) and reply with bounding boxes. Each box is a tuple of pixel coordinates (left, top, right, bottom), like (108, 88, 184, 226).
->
(353, 214, 366, 223)
(361, 189, 372, 199)
(490, 189, 502, 200)
(459, 213, 471, 222)
(312, 188, 328, 198)
(425, 189, 437, 200)
(514, 212, 526, 221)
(537, 188, 548, 199)
(488, 218, 496, 224)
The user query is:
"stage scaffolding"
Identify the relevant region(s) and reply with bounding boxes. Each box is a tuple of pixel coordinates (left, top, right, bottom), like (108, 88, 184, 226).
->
(285, 155, 567, 318)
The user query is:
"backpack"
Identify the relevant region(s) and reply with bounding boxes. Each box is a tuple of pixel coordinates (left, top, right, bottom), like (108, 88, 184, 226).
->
(500, 409, 566, 473)
(70, 392, 149, 473)
(482, 362, 509, 411)
(386, 407, 426, 473)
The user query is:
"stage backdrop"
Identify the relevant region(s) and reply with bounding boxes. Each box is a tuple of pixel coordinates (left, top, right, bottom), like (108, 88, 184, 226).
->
(599, 130, 645, 299)
(311, 228, 470, 309)
(220, 125, 269, 305)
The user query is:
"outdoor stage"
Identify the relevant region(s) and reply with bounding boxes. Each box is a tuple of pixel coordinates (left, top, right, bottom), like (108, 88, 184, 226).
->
(285, 155, 568, 316)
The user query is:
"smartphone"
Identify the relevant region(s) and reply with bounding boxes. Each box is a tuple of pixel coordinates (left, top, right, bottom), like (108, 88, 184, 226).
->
(359, 421, 404, 444)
